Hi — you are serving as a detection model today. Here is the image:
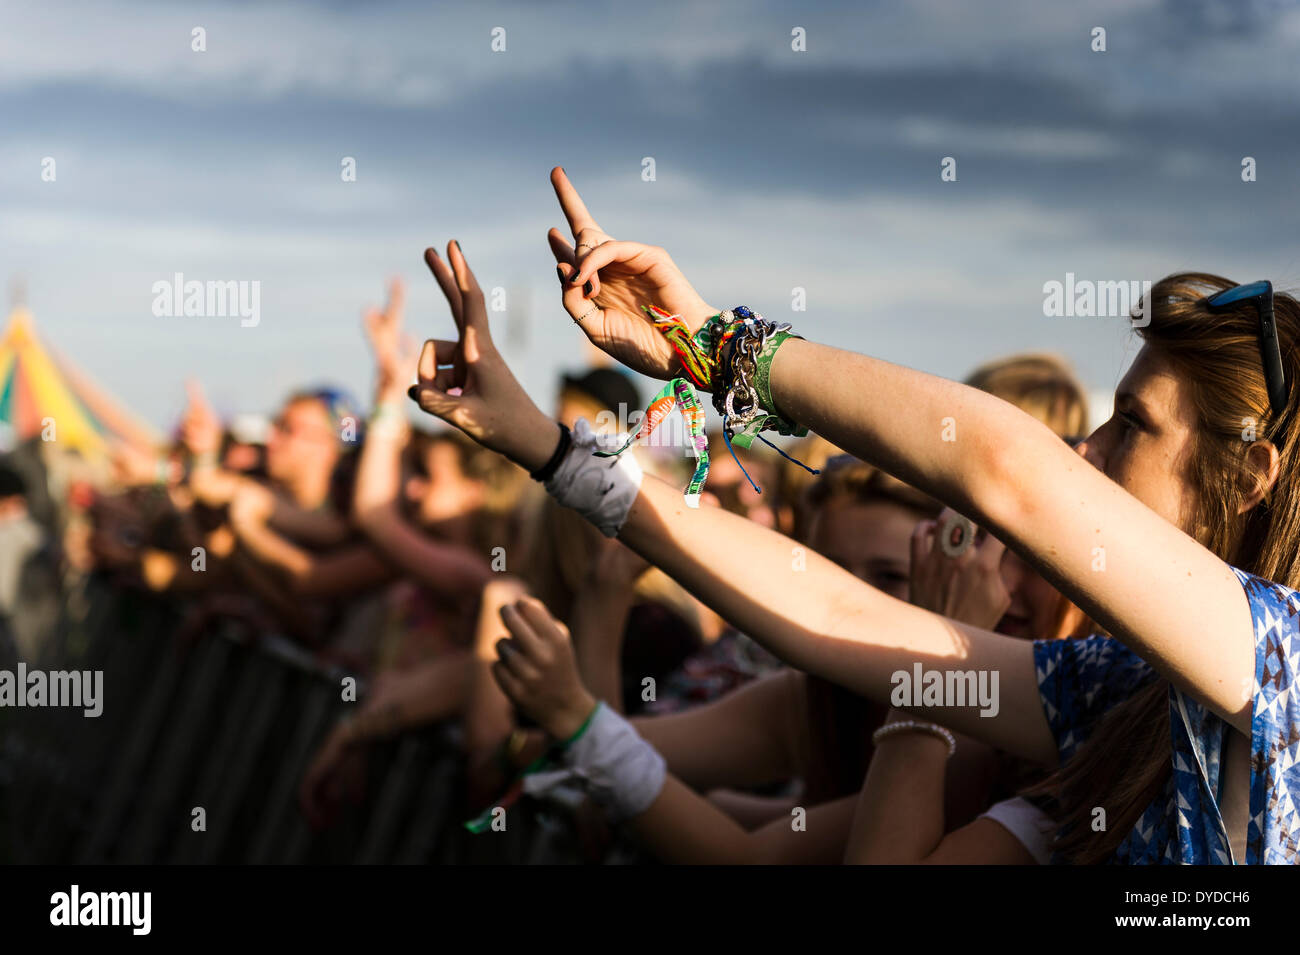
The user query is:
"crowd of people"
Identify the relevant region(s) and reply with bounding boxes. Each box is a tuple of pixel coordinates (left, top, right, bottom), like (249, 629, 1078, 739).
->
(8, 166, 1300, 865)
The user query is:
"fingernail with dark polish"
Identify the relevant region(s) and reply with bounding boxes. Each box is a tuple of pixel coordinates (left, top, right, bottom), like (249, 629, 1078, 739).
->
(556, 265, 565, 284)
(407, 385, 419, 401)
(583, 281, 593, 295)
(570, 272, 583, 284)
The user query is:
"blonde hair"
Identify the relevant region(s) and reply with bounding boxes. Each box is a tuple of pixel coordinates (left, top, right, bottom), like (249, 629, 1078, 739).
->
(964, 353, 1089, 439)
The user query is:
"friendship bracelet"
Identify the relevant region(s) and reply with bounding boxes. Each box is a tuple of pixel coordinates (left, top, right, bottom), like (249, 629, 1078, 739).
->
(594, 377, 709, 507)
(871, 719, 957, 758)
(591, 303, 814, 504)
(529, 423, 571, 483)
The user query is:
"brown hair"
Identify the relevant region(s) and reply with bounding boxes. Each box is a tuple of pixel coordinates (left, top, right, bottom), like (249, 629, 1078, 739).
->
(1038, 272, 1300, 863)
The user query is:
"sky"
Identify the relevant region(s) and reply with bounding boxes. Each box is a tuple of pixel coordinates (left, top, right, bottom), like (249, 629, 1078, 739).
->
(4, 0, 1300, 433)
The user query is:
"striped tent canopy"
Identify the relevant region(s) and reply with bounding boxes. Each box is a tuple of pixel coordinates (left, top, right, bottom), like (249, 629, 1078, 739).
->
(0, 305, 160, 457)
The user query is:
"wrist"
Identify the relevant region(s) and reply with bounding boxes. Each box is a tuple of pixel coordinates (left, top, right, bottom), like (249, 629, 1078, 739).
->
(520, 416, 566, 475)
(548, 691, 598, 742)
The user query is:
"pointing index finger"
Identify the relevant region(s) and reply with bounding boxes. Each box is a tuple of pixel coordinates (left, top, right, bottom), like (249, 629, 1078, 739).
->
(550, 166, 602, 239)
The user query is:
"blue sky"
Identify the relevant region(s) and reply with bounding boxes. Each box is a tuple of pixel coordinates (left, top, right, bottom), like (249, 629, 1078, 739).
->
(4, 0, 1300, 432)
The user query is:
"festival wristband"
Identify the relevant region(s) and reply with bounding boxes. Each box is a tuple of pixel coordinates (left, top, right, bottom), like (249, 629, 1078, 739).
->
(558, 702, 666, 822)
(752, 329, 798, 427)
(543, 418, 643, 536)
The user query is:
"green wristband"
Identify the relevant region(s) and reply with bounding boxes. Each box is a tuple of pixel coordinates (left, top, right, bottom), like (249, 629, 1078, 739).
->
(753, 330, 798, 423)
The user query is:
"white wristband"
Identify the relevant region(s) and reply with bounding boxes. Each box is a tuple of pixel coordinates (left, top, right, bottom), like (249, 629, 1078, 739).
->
(560, 702, 666, 822)
(543, 417, 644, 538)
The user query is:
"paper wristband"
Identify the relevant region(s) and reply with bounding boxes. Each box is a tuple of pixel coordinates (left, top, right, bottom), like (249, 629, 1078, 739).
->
(543, 417, 644, 537)
(559, 702, 666, 822)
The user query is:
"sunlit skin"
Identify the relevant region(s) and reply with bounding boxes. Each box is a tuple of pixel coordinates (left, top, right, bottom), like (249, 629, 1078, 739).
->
(1076, 345, 1201, 533)
(980, 347, 1198, 640)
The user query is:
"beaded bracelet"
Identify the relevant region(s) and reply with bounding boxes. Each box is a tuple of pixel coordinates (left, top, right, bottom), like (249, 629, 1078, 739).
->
(871, 719, 957, 758)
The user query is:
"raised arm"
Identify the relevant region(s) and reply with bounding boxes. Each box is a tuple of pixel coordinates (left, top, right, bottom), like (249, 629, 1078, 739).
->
(548, 168, 1254, 731)
(352, 274, 494, 594)
(407, 238, 1054, 763)
(496, 595, 857, 864)
(845, 709, 1036, 865)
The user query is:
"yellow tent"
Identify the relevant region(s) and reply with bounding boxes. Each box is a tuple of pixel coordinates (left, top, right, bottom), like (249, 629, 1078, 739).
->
(0, 306, 159, 456)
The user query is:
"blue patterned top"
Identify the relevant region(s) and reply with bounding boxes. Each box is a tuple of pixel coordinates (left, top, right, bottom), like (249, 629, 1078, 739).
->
(1034, 567, 1300, 864)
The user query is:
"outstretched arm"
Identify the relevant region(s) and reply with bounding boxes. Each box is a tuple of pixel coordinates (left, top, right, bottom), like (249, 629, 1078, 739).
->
(407, 239, 1053, 763)
(765, 339, 1253, 729)
(549, 167, 1254, 731)
(496, 594, 857, 864)
(845, 710, 1036, 865)
(352, 275, 494, 594)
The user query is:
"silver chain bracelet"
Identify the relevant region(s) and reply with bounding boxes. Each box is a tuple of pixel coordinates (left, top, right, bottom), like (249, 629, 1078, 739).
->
(714, 306, 792, 435)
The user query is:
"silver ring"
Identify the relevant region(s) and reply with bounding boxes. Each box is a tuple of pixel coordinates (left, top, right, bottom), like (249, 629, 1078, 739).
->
(574, 303, 601, 324)
(938, 512, 977, 559)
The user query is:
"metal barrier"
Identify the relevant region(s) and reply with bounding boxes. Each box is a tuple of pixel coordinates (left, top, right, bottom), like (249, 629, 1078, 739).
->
(1, 580, 588, 865)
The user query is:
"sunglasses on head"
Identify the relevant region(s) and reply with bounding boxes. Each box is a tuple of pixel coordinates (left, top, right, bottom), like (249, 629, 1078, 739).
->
(1204, 280, 1288, 418)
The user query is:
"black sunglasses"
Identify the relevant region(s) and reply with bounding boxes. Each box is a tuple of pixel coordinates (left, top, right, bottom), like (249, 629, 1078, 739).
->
(1204, 280, 1287, 418)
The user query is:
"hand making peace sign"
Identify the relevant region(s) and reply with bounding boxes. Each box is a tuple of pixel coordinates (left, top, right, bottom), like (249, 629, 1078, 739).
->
(408, 241, 557, 471)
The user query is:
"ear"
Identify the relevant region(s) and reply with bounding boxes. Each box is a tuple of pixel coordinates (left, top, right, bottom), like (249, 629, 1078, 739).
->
(1238, 440, 1282, 513)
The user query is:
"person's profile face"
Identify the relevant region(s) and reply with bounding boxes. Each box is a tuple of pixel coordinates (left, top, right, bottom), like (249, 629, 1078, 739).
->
(1074, 344, 1199, 535)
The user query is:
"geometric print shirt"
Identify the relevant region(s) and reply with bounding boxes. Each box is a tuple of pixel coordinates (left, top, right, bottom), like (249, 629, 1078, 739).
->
(1033, 567, 1300, 864)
